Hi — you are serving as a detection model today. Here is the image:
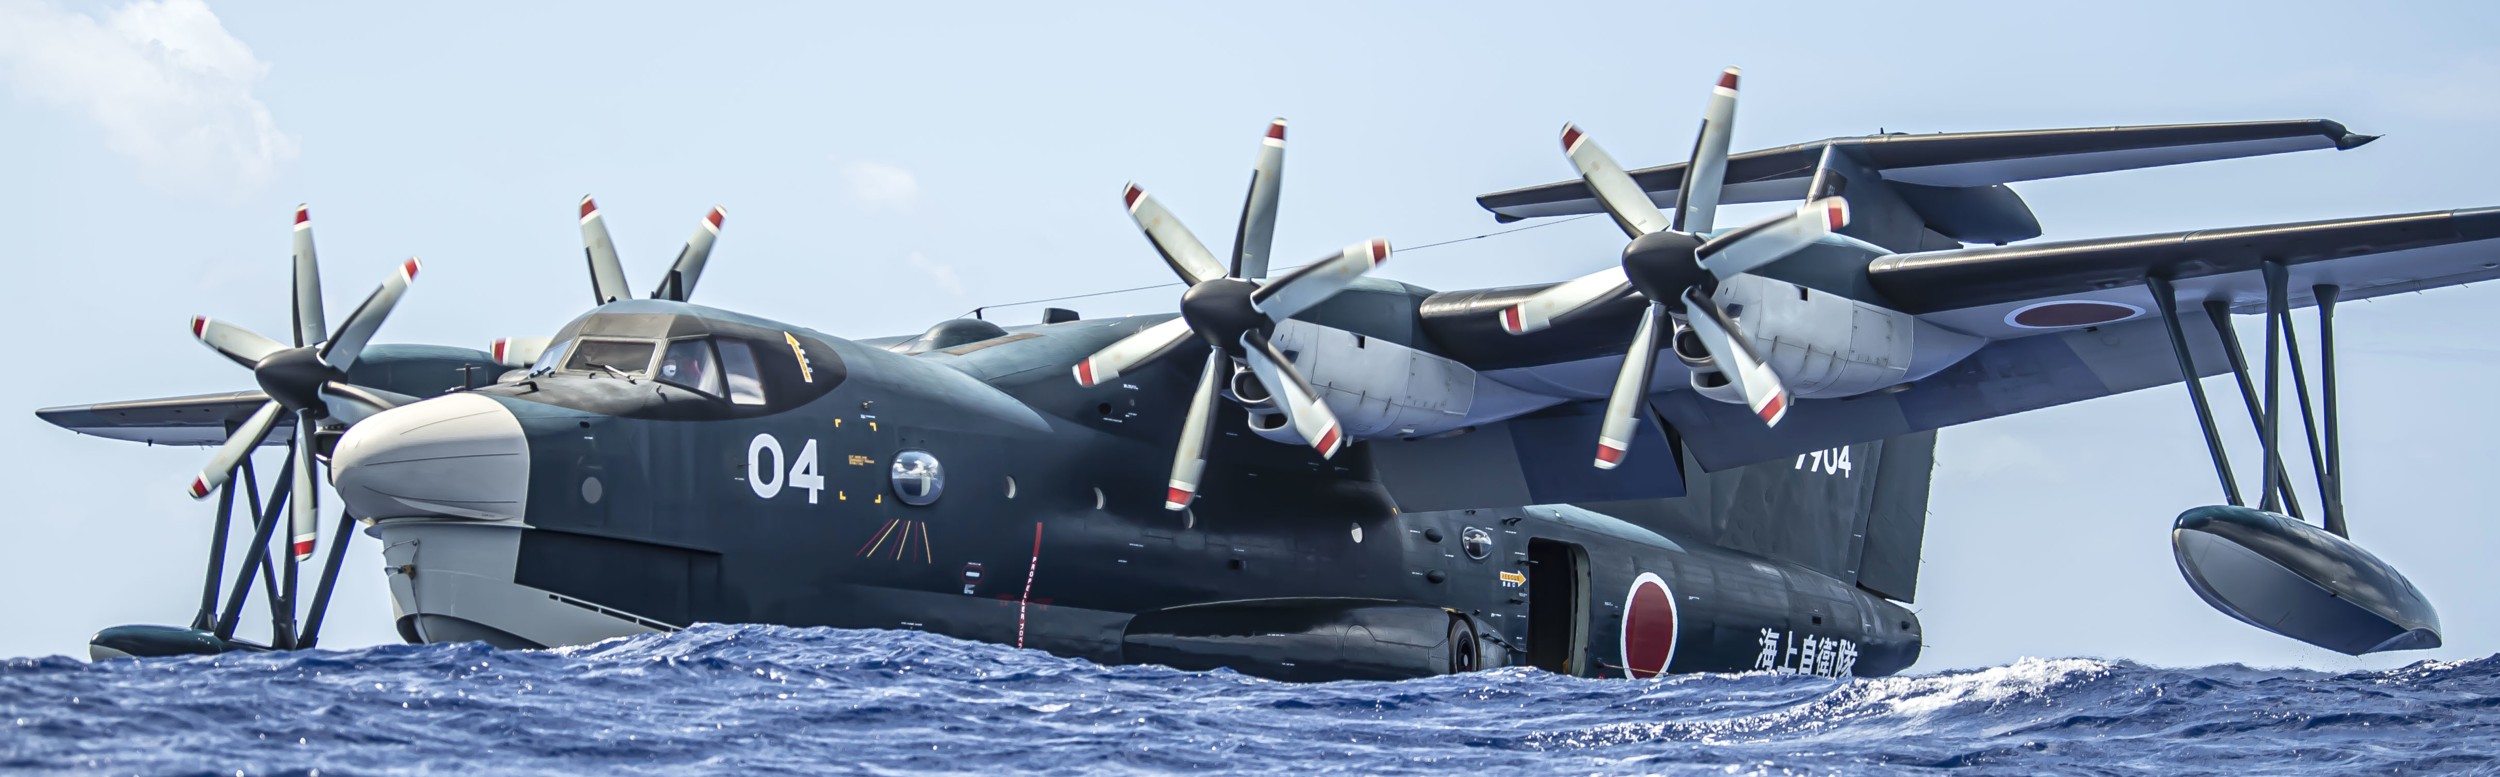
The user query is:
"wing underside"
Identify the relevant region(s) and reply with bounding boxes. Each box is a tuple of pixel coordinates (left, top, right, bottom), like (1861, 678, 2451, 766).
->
(38, 390, 289, 446)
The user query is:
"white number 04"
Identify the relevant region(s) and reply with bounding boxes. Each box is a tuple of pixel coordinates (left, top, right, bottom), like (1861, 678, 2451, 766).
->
(748, 433, 825, 503)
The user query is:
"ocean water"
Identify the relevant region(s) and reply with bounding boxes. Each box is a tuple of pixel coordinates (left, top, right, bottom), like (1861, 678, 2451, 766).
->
(2, 624, 2493, 776)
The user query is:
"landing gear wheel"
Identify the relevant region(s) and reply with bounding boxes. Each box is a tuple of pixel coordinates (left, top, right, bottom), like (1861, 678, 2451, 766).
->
(1447, 616, 1480, 674)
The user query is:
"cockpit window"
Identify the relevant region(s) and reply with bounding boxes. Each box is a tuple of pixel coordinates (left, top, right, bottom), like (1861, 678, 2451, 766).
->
(565, 338, 658, 377)
(528, 338, 573, 376)
(717, 340, 768, 406)
(655, 339, 723, 397)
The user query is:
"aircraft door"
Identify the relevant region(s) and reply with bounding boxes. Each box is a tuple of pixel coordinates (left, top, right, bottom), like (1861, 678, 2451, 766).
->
(1525, 538, 1590, 676)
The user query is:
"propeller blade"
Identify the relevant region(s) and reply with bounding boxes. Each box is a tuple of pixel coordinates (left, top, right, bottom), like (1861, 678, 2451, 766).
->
(319, 381, 416, 426)
(1122, 183, 1228, 286)
(1250, 239, 1388, 323)
(1672, 66, 1741, 234)
(186, 400, 285, 499)
(1681, 287, 1790, 427)
(290, 410, 318, 561)
(1496, 265, 1631, 336)
(1693, 197, 1849, 280)
(316, 258, 420, 373)
(490, 336, 557, 368)
(290, 204, 326, 348)
(1166, 348, 1226, 511)
(653, 205, 726, 301)
(579, 196, 633, 305)
(1230, 119, 1288, 280)
(1072, 317, 1195, 388)
(1561, 124, 1672, 239)
(1595, 302, 1666, 470)
(1243, 334, 1345, 459)
(190, 316, 285, 369)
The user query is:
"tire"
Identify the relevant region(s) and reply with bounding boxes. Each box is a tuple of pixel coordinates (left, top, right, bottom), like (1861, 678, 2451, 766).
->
(1447, 616, 1481, 674)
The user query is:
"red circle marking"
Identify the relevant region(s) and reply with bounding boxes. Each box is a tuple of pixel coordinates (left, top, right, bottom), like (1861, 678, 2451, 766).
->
(1622, 573, 1677, 679)
(2007, 300, 2140, 329)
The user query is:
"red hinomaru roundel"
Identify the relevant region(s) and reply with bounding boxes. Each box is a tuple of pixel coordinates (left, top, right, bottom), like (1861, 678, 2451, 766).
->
(1621, 572, 1680, 679)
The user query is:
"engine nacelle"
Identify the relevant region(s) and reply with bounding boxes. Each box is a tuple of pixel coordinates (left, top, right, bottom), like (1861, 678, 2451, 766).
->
(1248, 320, 1485, 446)
(1707, 274, 1984, 400)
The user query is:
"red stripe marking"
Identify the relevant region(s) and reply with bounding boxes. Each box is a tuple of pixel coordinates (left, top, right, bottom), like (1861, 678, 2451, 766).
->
(1266, 120, 1286, 140)
(1718, 70, 1740, 90)
(292, 538, 315, 558)
(294, 206, 310, 224)
(1018, 522, 1044, 649)
(1501, 306, 1525, 334)
(1825, 200, 1847, 231)
(706, 207, 726, 229)
(1314, 425, 1341, 455)
(1368, 238, 1389, 264)
(1075, 359, 1096, 387)
(1561, 124, 1583, 152)
(1166, 486, 1193, 506)
(401, 258, 422, 279)
(191, 316, 206, 338)
(188, 477, 210, 499)
(1596, 443, 1626, 465)
(1757, 393, 1786, 422)
(1122, 184, 1144, 209)
(578, 197, 598, 219)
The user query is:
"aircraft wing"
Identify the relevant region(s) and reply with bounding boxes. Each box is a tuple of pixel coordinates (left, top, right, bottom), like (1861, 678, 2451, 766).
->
(36, 390, 287, 446)
(1415, 206, 2500, 473)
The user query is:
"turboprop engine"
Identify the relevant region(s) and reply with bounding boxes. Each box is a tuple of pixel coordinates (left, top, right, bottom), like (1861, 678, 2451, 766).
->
(1673, 273, 1982, 404)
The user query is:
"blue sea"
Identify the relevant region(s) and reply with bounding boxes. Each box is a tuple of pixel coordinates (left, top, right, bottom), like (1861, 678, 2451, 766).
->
(2, 624, 2493, 776)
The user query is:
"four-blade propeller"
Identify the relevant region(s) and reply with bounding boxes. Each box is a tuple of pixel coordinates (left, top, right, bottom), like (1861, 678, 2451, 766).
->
(1071, 119, 1392, 511)
(186, 205, 422, 560)
(1499, 67, 1849, 469)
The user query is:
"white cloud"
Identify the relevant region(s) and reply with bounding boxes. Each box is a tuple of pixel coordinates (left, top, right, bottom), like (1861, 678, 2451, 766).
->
(833, 159, 921, 206)
(906, 252, 963, 297)
(0, 0, 295, 192)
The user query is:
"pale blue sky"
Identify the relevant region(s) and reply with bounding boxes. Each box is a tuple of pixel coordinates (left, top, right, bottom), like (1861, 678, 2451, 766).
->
(3, 0, 2496, 671)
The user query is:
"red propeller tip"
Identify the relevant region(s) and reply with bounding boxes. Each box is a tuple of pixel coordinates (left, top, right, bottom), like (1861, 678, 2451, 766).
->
(1756, 393, 1788, 424)
(1595, 443, 1627, 466)
(1121, 184, 1144, 210)
(400, 258, 422, 280)
(293, 205, 310, 225)
(1825, 199, 1850, 230)
(1560, 124, 1583, 152)
(578, 197, 599, 219)
(1165, 486, 1194, 509)
(190, 316, 207, 338)
(187, 477, 210, 499)
(1367, 239, 1390, 264)
(1313, 424, 1342, 458)
(1500, 305, 1527, 335)
(1073, 359, 1098, 387)
(491, 338, 509, 363)
(705, 207, 727, 229)
(1266, 120, 1286, 141)
(292, 538, 315, 558)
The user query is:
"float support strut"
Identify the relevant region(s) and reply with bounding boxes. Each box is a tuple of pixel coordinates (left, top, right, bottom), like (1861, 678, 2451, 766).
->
(2149, 276, 2242, 506)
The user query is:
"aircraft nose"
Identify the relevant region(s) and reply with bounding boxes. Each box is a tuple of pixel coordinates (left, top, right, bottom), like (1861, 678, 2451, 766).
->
(330, 393, 530, 521)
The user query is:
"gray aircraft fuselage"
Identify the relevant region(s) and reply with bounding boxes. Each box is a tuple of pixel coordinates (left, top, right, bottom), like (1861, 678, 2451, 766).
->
(338, 298, 1920, 682)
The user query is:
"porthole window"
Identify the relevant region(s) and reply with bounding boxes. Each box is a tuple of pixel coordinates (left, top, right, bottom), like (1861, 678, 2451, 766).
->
(1461, 527, 1492, 560)
(890, 450, 944, 506)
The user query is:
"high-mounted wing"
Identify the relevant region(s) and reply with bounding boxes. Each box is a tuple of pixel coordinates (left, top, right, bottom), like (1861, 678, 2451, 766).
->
(1478, 119, 2377, 244)
(37, 391, 291, 446)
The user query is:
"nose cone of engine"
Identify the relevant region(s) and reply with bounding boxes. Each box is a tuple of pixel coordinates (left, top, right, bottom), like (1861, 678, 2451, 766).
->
(330, 393, 530, 521)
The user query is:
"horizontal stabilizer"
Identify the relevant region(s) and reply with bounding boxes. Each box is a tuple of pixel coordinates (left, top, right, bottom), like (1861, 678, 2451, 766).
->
(1478, 119, 2374, 225)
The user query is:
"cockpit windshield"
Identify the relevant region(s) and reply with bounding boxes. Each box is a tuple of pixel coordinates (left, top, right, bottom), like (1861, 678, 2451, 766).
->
(564, 338, 658, 377)
(653, 338, 769, 405)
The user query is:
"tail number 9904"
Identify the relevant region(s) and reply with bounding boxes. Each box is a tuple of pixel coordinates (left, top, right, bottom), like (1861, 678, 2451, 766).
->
(748, 433, 825, 503)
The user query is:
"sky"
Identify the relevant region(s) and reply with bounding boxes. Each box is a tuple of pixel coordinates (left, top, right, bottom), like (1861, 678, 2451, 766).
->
(2, 0, 2497, 673)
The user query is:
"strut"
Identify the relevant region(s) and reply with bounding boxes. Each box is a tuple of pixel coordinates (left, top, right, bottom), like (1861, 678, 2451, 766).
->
(2149, 264, 2349, 536)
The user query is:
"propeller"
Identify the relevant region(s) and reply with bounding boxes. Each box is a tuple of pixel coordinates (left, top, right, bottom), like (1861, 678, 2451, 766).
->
(1070, 119, 1392, 510)
(186, 205, 423, 560)
(578, 196, 727, 305)
(1498, 67, 1850, 469)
